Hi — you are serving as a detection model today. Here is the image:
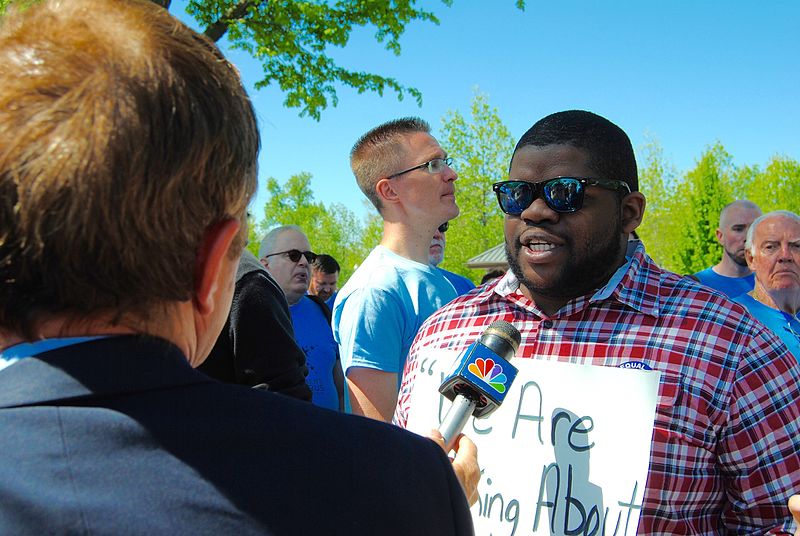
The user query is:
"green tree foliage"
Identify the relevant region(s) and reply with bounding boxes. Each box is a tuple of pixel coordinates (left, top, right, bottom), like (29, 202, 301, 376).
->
(0, 0, 524, 119)
(358, 207, 383, 256)
(187, 0, 440, 119)
(439, 92, 512, 283)
(257, 172, 370, 282)
(245, 213, 261, 258)
(639, 141, 734, 274)
(738, 156, 800, 214)
(671, 143, 735, 274)
(183, 0, 522, 120)
(636, 137, 682, 269)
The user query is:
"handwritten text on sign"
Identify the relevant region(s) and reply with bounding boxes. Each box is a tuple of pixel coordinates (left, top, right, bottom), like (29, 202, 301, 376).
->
(404, 352, 660, 536)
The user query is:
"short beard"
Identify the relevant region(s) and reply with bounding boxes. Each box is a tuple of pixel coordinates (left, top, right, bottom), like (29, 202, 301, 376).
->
(506, 214, 625, 302)
(725, 247, 748, 267)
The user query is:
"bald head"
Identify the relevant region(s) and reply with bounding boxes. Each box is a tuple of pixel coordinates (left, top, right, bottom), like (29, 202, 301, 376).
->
(716, 200, 762, 268)
(719, 200, 761, 228)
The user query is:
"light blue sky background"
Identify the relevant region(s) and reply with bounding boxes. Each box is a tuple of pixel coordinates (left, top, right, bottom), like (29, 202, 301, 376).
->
(173, 0, 799, 221)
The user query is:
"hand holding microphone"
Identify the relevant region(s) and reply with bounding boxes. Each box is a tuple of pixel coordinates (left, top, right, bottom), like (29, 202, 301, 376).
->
(438, 320, 521, 452)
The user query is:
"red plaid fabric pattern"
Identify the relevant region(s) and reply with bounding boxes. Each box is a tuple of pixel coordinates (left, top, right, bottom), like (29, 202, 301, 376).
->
(396, 242, 800, 534)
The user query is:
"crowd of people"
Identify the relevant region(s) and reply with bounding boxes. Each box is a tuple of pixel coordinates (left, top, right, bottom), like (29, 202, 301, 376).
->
(0, 0, 798, 533)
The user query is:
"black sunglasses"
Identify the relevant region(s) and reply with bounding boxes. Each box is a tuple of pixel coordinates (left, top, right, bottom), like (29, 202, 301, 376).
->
(437, 222, 449, 233)
(492, 177, 630, 215)
(263, 249, 317, 263)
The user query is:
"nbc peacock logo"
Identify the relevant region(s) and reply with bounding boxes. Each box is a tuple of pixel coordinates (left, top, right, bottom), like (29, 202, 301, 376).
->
(467, 358, 508, 393)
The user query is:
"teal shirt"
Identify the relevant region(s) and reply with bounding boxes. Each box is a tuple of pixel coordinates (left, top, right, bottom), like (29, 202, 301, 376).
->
(332, 246, 458, 386)
(735, 293, 800, 360)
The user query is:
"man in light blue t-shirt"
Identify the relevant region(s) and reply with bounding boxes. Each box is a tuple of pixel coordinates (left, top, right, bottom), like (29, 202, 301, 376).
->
(694, 200, 761, 298)
(734, 211, 800, 359)
(333, 117, 459, 422)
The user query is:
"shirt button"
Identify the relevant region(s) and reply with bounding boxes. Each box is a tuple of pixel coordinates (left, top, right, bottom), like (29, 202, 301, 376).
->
(542, 320, 553, 329)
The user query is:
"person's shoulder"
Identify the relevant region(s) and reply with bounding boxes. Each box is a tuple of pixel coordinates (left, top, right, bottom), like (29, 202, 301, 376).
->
(637, 257, 756, 328)
(303, 294, 332, 323)
(693, 267, 714, 278)
(340, 248, 428, 299)
(210, 383, 446, 459)
(413, 281, 496, 342)
(439, 268, 475, 292)
(659, 267, 747, 315)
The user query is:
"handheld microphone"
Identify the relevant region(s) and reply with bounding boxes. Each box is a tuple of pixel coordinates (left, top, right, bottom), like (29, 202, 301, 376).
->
(438, 320, 521, 451)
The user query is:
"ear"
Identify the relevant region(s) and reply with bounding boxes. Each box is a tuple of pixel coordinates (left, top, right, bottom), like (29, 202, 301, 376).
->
(259, 258, 269, 269)
(745, 249, 755, 270)
(193, 218, 241, 316)
(375, 177, 401, 207)
(620, 192, 646, 235)
(715, 227, 723, 244)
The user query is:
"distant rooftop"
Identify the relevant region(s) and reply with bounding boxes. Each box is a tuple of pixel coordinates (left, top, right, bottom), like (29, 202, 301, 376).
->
(467, 243, 508, 270)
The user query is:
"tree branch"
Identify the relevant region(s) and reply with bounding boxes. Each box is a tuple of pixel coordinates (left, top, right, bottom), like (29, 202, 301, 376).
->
(204, 0, 256, 42)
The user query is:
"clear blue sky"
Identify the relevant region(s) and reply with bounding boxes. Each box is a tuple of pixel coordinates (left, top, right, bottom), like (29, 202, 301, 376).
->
(173, 0, 800, 222)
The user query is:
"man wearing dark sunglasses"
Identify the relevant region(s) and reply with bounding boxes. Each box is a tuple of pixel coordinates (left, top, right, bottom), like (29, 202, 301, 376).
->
(396, 110, 800, 534)
(332, 117, 461, 424)
(260, 225, 344, 411)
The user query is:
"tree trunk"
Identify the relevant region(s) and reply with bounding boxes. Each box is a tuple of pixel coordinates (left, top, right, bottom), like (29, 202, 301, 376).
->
(204, 0, 256, 42)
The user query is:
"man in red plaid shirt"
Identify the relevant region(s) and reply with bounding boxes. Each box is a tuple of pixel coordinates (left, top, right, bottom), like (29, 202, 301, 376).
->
(395, 110, 800, 534)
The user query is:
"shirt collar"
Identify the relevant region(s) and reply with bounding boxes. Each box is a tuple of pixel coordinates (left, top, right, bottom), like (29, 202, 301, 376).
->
(491, 240, 660, 318)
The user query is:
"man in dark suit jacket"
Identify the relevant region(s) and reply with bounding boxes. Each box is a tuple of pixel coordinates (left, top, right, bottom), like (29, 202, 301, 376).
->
(0, 0, 477, 533)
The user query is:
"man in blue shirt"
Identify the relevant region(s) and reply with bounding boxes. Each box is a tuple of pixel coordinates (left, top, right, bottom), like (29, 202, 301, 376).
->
(735, 210, 800, 359)
(694, 200, 762, 297)
(260, 226, 344, 410)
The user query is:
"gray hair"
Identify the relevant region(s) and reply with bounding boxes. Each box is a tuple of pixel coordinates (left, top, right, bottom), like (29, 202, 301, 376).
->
(258, 225, 305, 259)
(745, 210, 800, 255)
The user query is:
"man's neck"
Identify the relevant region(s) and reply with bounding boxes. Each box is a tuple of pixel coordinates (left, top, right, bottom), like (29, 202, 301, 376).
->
(0, 308, 189, 357)
(380, 221, 436, 265)
(714, 258, 752, 278)
(752, 284, 800, 316)
(1, 320, 138, 353)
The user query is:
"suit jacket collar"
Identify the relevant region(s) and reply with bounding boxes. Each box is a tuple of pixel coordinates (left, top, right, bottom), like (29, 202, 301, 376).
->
(0, 335, 212, 408)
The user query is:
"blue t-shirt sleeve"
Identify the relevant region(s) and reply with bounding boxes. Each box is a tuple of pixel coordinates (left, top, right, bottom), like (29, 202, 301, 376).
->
(337, 287, 405, 375)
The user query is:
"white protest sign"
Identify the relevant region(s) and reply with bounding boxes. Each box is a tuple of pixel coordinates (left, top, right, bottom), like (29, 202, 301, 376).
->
(404, 350, 660, 536)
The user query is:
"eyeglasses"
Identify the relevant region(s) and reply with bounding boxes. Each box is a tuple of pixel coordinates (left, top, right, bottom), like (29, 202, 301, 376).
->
(263, 249, 317, 263)
(389, 157, 453, 179)
(492, 177, 631, 215)
(438, 222, 449, 233)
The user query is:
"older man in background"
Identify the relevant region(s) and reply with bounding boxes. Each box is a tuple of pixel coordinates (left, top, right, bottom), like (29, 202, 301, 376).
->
(198, 248, 312, 400)
(260, 226, 344, 410)
(735, 210, 800, 358)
